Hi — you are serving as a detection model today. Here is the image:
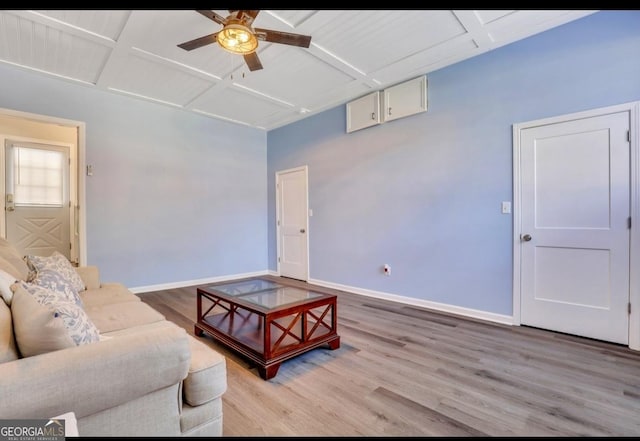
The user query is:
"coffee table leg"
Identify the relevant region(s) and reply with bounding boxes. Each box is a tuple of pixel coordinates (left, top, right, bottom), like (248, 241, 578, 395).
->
(328, 336, 341, 350)
(194, 324, 204, 337)
(258, 363, 281, 380)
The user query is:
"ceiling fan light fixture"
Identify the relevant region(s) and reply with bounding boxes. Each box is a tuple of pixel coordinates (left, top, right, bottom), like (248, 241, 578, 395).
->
(217, 22, 258, 54)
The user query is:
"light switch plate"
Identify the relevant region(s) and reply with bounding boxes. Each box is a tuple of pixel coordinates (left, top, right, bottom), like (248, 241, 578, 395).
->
(501, 201, 511, 214)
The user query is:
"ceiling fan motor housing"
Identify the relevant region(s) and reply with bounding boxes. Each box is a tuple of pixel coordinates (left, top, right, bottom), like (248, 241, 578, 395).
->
(217, 19, 259, 54)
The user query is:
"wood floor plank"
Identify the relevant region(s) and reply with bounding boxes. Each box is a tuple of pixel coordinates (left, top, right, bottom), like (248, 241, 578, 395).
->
(137, 275, 640, 436)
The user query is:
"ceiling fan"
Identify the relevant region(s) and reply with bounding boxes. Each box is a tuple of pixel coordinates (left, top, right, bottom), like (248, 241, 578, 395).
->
(177, 10, 312, 72)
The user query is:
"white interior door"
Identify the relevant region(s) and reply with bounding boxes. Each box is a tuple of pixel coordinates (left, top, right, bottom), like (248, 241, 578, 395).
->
(277, 166, 309, 281)
(519, 111, 630, 344)
(5, 141, 71, 259)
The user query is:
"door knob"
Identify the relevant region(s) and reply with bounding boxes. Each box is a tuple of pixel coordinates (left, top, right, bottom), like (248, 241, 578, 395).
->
(521, 234, 532, 242)
(300, 228, 306, 233)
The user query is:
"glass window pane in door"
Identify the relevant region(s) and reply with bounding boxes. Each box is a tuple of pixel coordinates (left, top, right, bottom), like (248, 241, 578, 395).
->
(13, 146, 64, 206)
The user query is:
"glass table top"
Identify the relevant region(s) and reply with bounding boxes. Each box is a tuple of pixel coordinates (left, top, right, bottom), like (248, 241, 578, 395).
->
(204, 279, 326, 310)
(206, 279, 284, 296)
(241, 286, 323, 309)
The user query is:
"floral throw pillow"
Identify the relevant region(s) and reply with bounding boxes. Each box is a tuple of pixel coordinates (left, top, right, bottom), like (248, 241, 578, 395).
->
(25, 251, 85, 294)
(28, 269, 84, 307)
(11, 281, 100, 357)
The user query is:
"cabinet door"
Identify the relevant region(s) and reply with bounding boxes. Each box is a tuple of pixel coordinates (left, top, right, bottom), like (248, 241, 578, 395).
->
(383, 76, 427, 123)
(346, 91, 380, 133)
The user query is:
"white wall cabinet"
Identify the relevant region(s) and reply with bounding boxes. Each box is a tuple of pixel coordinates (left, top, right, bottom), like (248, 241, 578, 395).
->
(346, 76, 427, 133)
(382, 75, 427, 123)
(346, 91, 380, 133)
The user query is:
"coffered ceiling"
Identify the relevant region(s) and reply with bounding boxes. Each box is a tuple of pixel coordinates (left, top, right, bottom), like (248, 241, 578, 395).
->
(0, 9, 597, 130)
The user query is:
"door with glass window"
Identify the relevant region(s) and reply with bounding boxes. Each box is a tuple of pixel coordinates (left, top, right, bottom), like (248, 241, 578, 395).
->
(4, 141, 71, 259)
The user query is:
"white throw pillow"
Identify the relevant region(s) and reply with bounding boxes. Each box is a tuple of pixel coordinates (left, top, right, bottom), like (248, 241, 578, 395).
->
(11, 282, 100, 357)
(0, 268, 17, 305)
(25, 251, 85, 293)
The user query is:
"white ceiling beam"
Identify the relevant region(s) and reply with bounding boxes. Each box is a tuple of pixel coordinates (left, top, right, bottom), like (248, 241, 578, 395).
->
(94, 11, 139, 88)
(452, 10, 496, 50)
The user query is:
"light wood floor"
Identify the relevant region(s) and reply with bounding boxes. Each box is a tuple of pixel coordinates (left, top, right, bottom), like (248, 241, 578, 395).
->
(138, 275, 640, 437)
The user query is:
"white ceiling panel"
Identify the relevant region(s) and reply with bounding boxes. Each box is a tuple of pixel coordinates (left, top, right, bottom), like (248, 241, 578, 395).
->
(0, 11, 111, 84)
(108, 53, 214, 106)
(32, 10, 130, 40)
(126, 10, 237, 80)
(301, 10, 467, 75)
(474, 10, 516, 26)
(263, 10, 318, 28)
(372, 38, 480, 85)
(0, 9, 599, 130)
(231, 44, 358, 109)
(252, 107, 308, 130)
(484, 10, 596, 44)
(193, 86, 291, 127)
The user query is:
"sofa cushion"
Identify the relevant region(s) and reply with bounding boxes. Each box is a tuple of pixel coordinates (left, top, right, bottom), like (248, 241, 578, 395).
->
(0, 244, 30, 281)
(85, 301, 165, 334)
(101, 320, 177, 338)
(182, 335, 227, 406)
(79, 283, 141, 308)
(0, 299, 19, 362)
(11, 282, 101, 357)
(25, 251, 85, 293)
(74, 265, 100, 290)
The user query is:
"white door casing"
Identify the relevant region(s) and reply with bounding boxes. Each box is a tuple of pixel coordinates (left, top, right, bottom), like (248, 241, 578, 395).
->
(276, 166, 309, 281)
(514, 102, 640, 349)
(5, 140, 72, 259)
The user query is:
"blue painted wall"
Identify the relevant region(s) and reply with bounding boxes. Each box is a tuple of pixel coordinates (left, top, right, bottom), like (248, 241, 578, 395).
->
(0, 11, 638, 313)
(267, 10, 640, 315)
(0, 63, 267, 288)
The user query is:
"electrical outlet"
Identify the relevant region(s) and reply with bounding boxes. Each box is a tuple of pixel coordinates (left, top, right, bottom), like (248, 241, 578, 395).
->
(383, 264, 391, 276)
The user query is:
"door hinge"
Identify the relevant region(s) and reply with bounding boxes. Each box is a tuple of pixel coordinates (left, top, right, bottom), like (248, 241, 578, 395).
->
(629, 302, 632, 314)
(277, 219, 280, 227)
(628, 130, 631, 142)
(278, 256, 281, 263)
(69, 243, 72, 250)
(628, 217, 632, 229)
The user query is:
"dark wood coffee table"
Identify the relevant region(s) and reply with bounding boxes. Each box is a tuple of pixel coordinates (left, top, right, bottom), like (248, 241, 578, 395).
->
(195, 278, 340, 380)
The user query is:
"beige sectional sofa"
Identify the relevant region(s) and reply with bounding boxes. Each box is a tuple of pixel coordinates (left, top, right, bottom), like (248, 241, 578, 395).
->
(0, 238, 227, 437)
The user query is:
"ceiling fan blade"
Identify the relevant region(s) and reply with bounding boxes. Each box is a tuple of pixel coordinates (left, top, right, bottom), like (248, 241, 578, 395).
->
(177, 32, 218, 51)
(244, 52, 263, 71)
(196, 10, 227, 26)
(254, 28, 311, 48)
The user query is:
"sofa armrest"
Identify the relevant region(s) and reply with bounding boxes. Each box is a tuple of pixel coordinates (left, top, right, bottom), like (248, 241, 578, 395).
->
(0, 322, 191, 419)
(75, 265, 100, 290)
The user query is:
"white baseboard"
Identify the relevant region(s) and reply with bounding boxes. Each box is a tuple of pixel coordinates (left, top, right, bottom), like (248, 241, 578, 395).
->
(307, 277, 514, 326)
(131, 269, 513, 326)
(130, 270, 270, 294)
